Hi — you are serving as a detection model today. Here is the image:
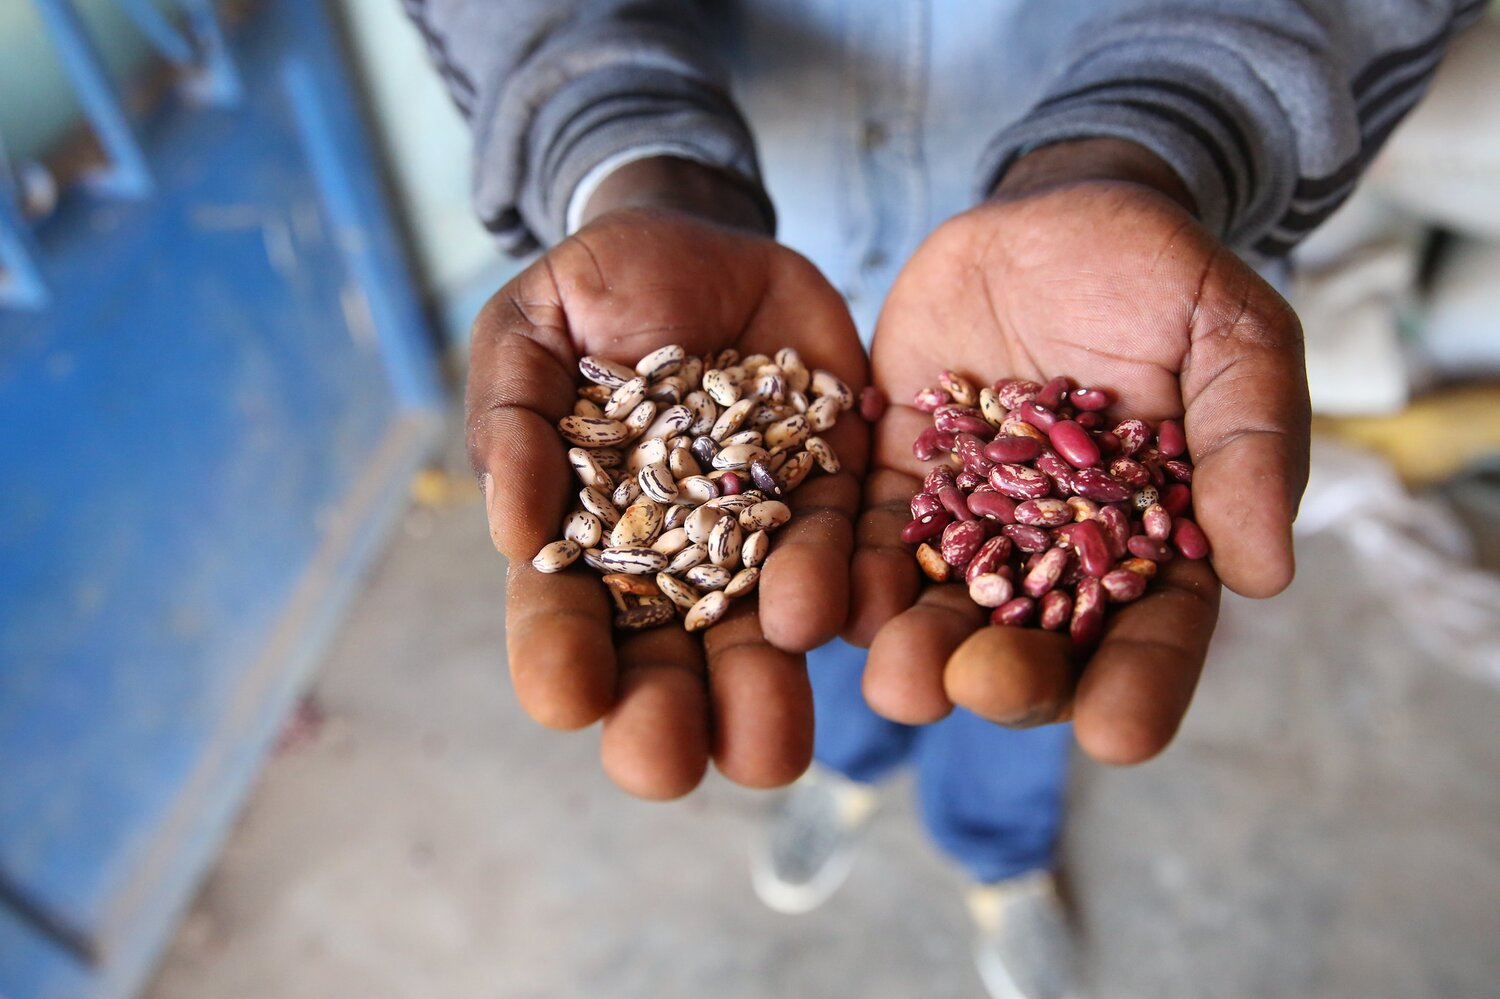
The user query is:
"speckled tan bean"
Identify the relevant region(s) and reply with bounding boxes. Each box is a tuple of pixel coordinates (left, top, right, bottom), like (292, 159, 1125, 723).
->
(741, 530, 769, 568)
(811, 370, 853, 409)
(597, 546, 668, 575)
(740, 499, 792, 531)
(656, 572, 700, 611)
(579, 355, 635, 387)
(666, 542, 708, 576)
(558, 416, 631, 447)
(635, 344, 685, 379)
(637, 461, 678, 503)
(567, 447, 611, 489)
(532, 539, 581, 573)
(685, 564, 732, 591)
(684, 590, 729, 632)
(804, 436, 840, 474)
(610, 500, 663, 548)
(726, 566, 761, 598)
(711, 399, 755, 441)
(708, 515, 743, 569)
(562, 510, 603, 548)
(579, 486, 619, 529)
(652, 527, 690, 555)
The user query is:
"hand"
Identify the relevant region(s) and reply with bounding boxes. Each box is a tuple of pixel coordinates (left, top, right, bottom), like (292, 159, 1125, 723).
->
(848, 140, 1309, 764)
(467, 159, 869, 799)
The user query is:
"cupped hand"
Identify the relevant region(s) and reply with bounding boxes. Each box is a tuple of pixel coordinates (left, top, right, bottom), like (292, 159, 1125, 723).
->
(467, 206, 868, 799)
(849, 156, 1309, 764)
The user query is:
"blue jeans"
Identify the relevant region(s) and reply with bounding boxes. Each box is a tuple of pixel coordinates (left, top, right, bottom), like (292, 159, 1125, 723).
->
(809, 638, 1072, 885)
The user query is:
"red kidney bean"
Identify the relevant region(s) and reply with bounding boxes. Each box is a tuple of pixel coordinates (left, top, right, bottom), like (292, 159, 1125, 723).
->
(1126, 535, 1174, 561)
(955, 470, 985, 491)
(991, 596, 1037, 627)
(913, 386, 950, 413)
(1161, 483, 1192, 517)
(911, 491, 943, 518)
(901, 510, 952, 544)
(1075, 411, 1104, 431)
(938, 484, 975, 522)
(1069, 387, 1110, 411)
(1164, 459, 1193, 482)
(983, 435, 1043, 464)
(968, 490, 1018, 523)
(1096, 431, 1122, 457)
(965, 535, 1014, 582)
(934, 431, 957, 451)
(1096, 504, 1131, 559)
(1142, 503, 1172, 541)
(1157, 419, 1186, 457)
(1003, 523, 1051, 553)
(1070, 467, 1131, 502)
(859, 386, 887, 422)
(989, 463, 1053, 500)
(940, 519, 987, 567)
(1113, 418, 1151, 454)
(1108, 457, 1150, 487)
(1035, 375, 1071, 410)
(968, 573, 1015, 608)
(1039, 590, 1073, 631)
(1047, 419, 1101, 468)
(913, 427, 941, 461)
(1019, 401, 1059, 431)
(720, 472, 743, 495)
(1069, 519, 1113, 577)
(994, 379, 1041, 409)
(1171, 517, 1210, 559)
(1070, 577, 1106, 649)
(1023, 547, 1070, 598)
(1015, 498, 1073, 527)
(1101, 568, 1147, 602)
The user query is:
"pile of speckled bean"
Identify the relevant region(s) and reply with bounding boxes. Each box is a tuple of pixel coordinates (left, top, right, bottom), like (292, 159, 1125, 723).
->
(901, 372, 1206, 648)
(532, 344, 853, 632)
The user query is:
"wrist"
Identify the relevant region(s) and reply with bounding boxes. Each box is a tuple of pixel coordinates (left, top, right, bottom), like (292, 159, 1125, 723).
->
(579, 156, 774, 235)
(991, 138, 1196, 216)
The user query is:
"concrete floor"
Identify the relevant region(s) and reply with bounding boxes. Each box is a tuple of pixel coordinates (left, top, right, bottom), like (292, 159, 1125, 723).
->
(147, 458, 1500, 999)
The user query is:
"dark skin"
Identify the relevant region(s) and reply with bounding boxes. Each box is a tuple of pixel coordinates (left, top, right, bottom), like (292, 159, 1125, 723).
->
(466, 141, 1311, 796)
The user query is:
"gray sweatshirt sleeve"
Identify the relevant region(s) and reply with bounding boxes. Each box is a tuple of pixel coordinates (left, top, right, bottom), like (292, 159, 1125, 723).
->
(400, 0, 770, 254)
(976, 0, 1489, 257)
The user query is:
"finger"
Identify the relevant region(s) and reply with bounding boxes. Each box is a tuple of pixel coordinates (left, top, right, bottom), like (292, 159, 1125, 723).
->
(943, 625, 1077, 727)
(466, 275, 580, 561)
(1072, 558, 1220, 765)
(758, 412, 867, 652)
(862, 584, 985, 724)
(1180, 257, 1310, 599)
(600, 625, 710, 800)
(505, 562, 618, 730)
(845, 468, 924, 647)
(702, 601, 814, 789)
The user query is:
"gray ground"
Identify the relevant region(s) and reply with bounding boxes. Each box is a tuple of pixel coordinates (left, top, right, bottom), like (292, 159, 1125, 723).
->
(147, 454, 1500, 999)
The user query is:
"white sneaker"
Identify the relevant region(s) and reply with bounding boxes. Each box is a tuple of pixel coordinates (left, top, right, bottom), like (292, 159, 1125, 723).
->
(749, 766, 880, 915)
(967, 870, 1077, 999)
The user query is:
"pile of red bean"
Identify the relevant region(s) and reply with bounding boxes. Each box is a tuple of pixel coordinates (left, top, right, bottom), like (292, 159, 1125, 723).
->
(900, 372, 1208, 648)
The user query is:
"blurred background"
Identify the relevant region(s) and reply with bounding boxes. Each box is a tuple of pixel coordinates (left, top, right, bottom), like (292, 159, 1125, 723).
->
(0, 2, 1497, 997)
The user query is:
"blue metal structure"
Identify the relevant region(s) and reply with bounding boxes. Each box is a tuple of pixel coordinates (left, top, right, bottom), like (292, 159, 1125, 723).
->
(0, 1, 444, 995)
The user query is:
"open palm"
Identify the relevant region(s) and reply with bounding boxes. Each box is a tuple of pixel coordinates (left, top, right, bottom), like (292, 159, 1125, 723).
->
(848, 183, 1310, 763)
(467, 208, 868, 798)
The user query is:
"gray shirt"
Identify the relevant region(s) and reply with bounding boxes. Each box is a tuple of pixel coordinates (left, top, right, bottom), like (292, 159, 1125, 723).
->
(402, 0, 1485, 274)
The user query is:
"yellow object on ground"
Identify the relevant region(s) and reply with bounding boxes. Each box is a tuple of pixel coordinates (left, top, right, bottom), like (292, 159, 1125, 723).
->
(1314, 382, 1500, 487)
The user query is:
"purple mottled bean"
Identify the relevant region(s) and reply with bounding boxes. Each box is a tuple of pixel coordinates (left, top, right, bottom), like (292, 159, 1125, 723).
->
(1172, 517, 1210, 559)
(991, 596, 1037, 627)
(965, 535, 1014, 583)
(1035, 451, 1076, 493)
(1070, 577, 1106, 648)
(1161, 483, 1192, 517)
(994, 379, 1041, 409)
(989, 463, 1053, 500)
(1068, 519, 1113, 577)
(1035, 376, 1071, 410)
(1101, 568, 1147, 602)
(913, 386, 950, 413)
(1003, 523, 1051, 553)
(940, 519, 987, 567)
(1164, 459, 1193, 482)
(1048, 419, 1101, 468)
(1113, 418, 1151, 454)
(955, 470, 985, 491)
(983, 435, 1043, 464)
(1019, 401, 1059, 431)
(968, 490, 1018, 524)
(1097, 505, 1131, 559)
(1070, 467, 1131, 502)
(968, 573, 1015, 608)
(934, 431, 957, 451)
(913, 427, 941, 461)
(911, 491, 943, 518)
(1014, 498, 1073, 527)
(1109, 457, 1150, 487)
(901, 510, 952, 544)
(1039, 590, 1072, 631)
(1126, 535, 1174, 562)
(1023, 547, 1070, 598)
(1143, 503, 1172, 541)
(933, 405, 987, 434)
(923, 466, 955, 493)
(1069, 387, 1110, 411)
(1096, 431, 1122, 457)
(954, 433, 994, 473)
(1157, 418, 1186, 458)
(938, 484, 975, 522)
